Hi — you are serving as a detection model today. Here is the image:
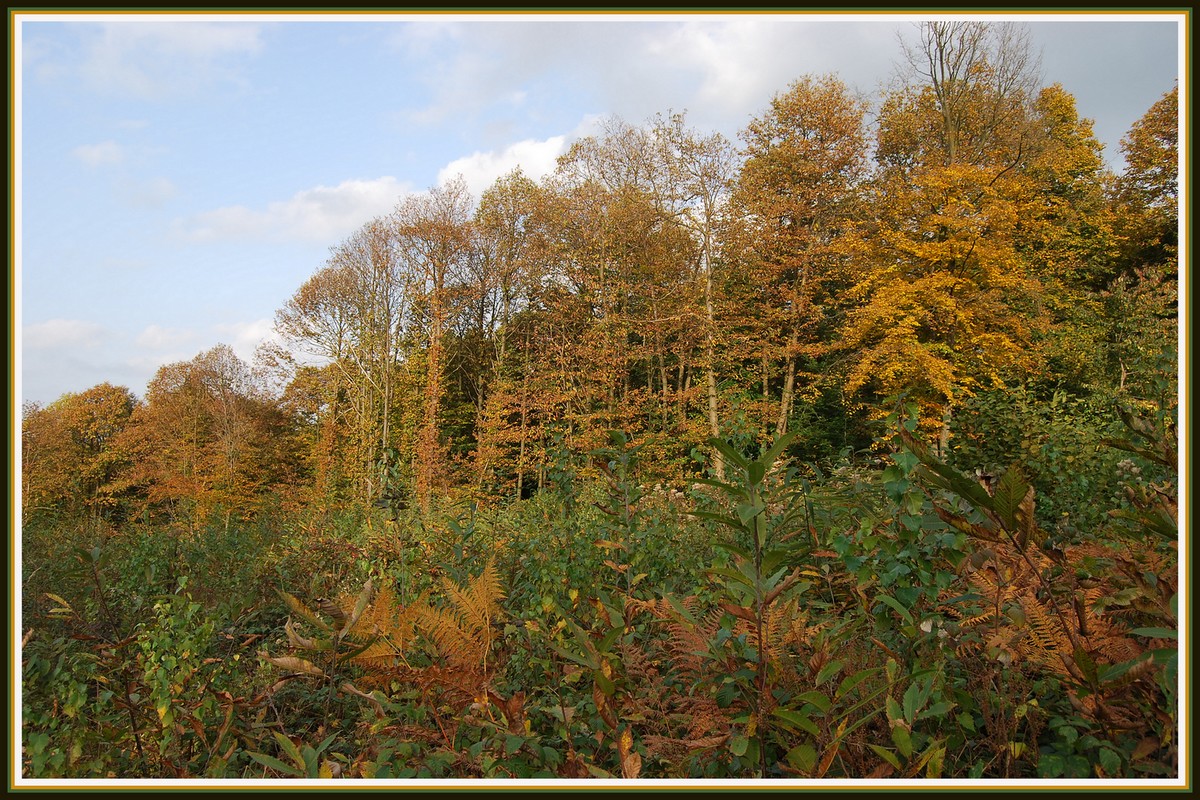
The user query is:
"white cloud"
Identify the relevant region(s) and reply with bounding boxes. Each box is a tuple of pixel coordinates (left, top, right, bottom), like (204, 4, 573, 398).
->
(23, 318, 106, 349)
(177, 176, 415, 244)
(437, 136, 568, 199)
(645, 21, 780, 110)
(77, 21, 265, 99)
(71, 140, 124, 166)
(214, 319, 279, 365)
(134, 324, 197, 351)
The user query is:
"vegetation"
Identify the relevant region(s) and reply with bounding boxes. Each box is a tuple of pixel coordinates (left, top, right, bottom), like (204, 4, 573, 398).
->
(20, 23, 1179, 782)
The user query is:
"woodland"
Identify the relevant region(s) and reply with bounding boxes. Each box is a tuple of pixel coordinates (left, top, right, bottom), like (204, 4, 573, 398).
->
(19, 23, 1180, 781)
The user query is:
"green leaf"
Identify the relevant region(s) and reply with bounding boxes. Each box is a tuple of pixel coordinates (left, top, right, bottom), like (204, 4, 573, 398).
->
(663, 593, 699, 627)
(868, 744, 902, 770)
(992, 469, 1031, 531)
(548, 642, 596, 670)
(736, 502, 766, 527)
(707, 565, 755, 589)
(1073, 646, 1099, 686)
(708, 438, 750, 471)
(759, 429, 799, 472)
(593, 668, 616, 697)
(1098, 746, 1122, 776)
(902, 681, 926, 724)
(760, 547, 791, 575)
(785, 743, 817, 773)
(886, 696, 903, 724)
(246, 751, 303, 777)
(598, 626, 623, 655)
(504, 734, 525, 756)
(713, 541, 753, 561)
(747, 460, 765, 486)
(1129, 627, 1176, 639)
(875, 593, 913, 625)
(793, 690, 832, 714)
(836, 668, 879, 701)
(923, 744, 946, 778)
(729, 734, 750, 757)
(1099, 655, 1153, 683)
(772, 707, 819, 736)
(891, 724, 913, 759)
(918, 700, 955, 720)
(272, 731, 305, 770)
(815, 659, 844, 686)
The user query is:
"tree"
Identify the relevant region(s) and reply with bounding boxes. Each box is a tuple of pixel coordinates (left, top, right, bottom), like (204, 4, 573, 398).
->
(21, 383, 138, 525)
(843, 22, 1049, 446)
(123, 345, 288, 529)
(895, 20, 1041, 167)
(472, 170, 544, 497)
(731, 75, 869, 437)
(393, 176, 476, 513)
(648, 112, 739, 475)
(1102, 85, 1179, 397)
(275, 217, 412, 505)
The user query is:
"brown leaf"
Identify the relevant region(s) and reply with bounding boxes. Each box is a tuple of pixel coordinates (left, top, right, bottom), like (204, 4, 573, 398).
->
(340, 681, 385, 717)
(1131, 736, 1159, 761)
(622, 749, 642, 780)
(259, 651, 325, 677)
(720, 601, 758, 623)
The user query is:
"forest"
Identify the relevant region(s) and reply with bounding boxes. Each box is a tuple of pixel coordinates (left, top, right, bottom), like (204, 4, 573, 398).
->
(19, 22, 1180, 782)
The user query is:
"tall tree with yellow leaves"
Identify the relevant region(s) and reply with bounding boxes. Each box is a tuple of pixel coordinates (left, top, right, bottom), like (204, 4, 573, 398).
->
(841, 22, 1049, 448)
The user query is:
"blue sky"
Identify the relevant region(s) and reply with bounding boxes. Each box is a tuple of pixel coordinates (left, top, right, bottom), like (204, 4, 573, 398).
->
(14, 12, 1184, 407)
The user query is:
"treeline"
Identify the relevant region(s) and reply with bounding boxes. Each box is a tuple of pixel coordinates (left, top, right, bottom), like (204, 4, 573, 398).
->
(22, 22, 1178, 528)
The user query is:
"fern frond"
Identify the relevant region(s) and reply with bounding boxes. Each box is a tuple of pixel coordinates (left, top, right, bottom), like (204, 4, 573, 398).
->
(348, 584, 420, 671)
(415, 559, 507, 681)
(1019, 594, 1075, 678)
(439, 558, 505, 646)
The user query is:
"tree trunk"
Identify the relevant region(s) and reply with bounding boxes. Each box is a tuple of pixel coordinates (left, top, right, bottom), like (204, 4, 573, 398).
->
(776, 354, 797, 437)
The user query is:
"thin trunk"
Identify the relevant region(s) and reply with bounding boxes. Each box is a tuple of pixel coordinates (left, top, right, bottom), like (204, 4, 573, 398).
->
(704, 265, 723, 477)
(776, 355, 797, 437)
(418, 297, 444, 515)
(938, 406, 953, 459)
(660, 362, 670, 432)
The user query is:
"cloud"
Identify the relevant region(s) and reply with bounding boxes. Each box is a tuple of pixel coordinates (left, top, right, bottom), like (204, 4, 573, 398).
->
(214, 319, 279, 365)
(177, 176, 415, 244)
(71, 140, 124, 166)
(640, 20, 897, 128)
(436, 135, 568, 199)
(134, 324, 198, 351)
(386, 19, 900, 145)
(23, 318, 106, 350)
(75, 21, 265, 99)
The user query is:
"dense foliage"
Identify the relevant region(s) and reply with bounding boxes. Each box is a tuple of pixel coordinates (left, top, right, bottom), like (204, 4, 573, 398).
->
(20, 23, 1179, 782)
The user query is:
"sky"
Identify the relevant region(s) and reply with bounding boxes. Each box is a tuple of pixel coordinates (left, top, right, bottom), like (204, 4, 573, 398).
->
(13, 11, 1185, 408)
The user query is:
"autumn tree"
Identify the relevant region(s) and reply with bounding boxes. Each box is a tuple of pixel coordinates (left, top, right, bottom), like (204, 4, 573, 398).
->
(393, 176, 476, 513)
(123, 345, 290, 529)
(730, 75, 869, 438)
(471, 170, 546, 498)
(21, 383, 138, 525)
(533, 117, 700, 469)
(275, 217, 412, 505)
(648, 113, 739, 475)
(1102, 85, 1179, 397)
(842, 22, 1049, 446)
(1013, 83, 1117, 393)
